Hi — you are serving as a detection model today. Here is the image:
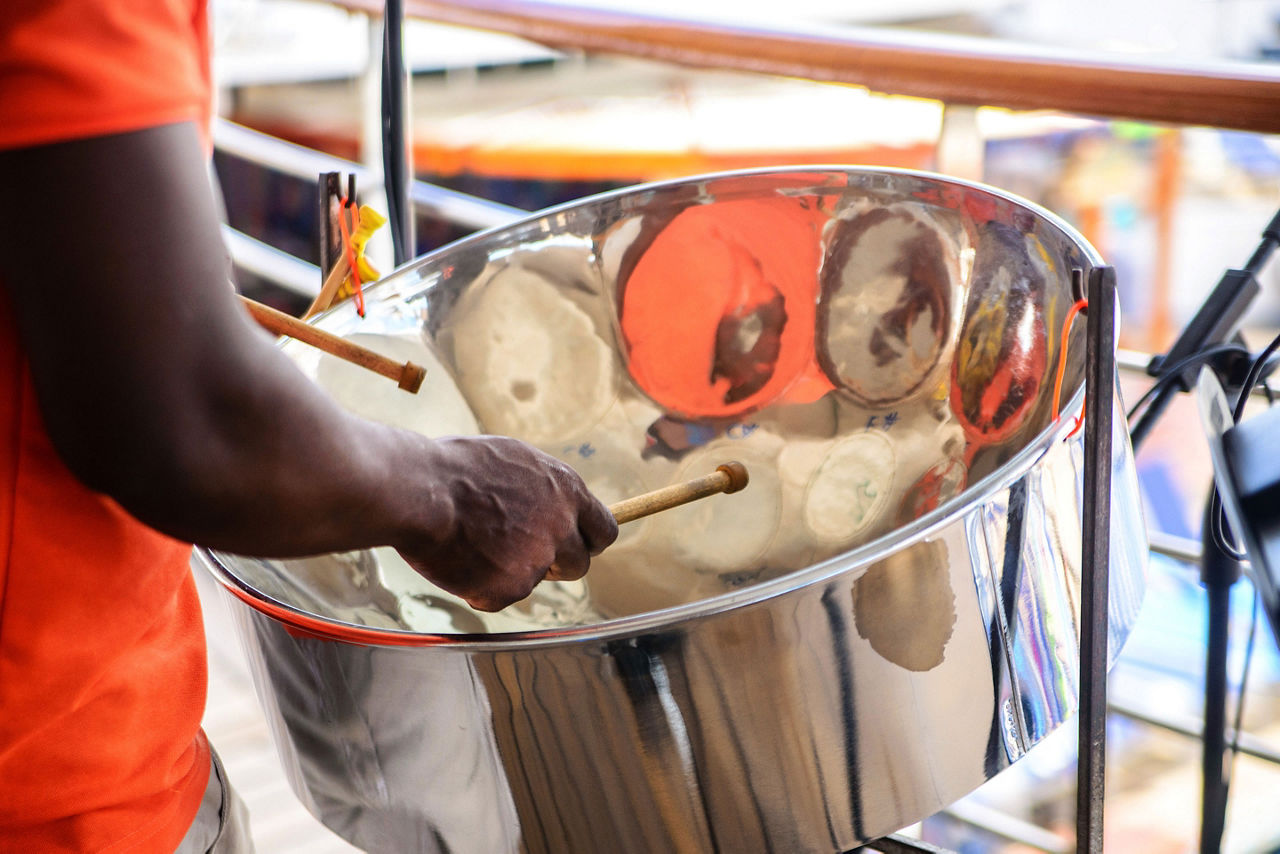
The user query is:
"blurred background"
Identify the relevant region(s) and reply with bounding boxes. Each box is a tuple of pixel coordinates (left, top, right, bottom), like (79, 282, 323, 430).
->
(201, 1, 1280, 850)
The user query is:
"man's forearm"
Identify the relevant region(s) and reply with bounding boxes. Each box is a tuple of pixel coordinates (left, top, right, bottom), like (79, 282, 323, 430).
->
(0, 121, 616, 609)
(0, 123, 440, 554)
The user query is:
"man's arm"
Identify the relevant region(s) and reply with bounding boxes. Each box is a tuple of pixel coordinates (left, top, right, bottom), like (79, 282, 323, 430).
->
(0, 122, 616, 611)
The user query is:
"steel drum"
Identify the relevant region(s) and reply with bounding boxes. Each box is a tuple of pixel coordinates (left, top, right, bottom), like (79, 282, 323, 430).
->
(198, 168, 1147, 854)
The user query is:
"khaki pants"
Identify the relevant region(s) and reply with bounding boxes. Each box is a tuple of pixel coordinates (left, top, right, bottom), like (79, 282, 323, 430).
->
(174, 747, 255, 853)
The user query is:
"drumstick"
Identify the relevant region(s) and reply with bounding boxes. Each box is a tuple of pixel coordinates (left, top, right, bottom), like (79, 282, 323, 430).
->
(608, 462, 749, 525)
(239, 296, 427, 393)
(303, 254, 350, 319)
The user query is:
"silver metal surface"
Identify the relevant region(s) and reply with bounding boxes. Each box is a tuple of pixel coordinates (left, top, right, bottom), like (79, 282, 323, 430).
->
(197, 167, 1148, 854)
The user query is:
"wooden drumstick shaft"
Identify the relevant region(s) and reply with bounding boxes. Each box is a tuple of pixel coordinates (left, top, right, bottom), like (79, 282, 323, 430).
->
(240, 296, 427, 393)
(608, 462, 749, 525)
(303, 254, 350, 319)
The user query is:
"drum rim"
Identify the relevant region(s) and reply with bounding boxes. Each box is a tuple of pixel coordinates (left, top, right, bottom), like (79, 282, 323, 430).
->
(201, 164, 1105, 649)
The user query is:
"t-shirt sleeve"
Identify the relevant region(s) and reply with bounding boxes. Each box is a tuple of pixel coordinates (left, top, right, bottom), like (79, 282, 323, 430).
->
(0, 0, 211, 151)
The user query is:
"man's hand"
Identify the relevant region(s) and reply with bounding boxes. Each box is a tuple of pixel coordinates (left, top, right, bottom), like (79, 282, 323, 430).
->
(394, 436, 618, 612)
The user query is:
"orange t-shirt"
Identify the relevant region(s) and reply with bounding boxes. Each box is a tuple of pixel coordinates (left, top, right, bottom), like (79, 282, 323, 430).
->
(0, 2, 214, 851)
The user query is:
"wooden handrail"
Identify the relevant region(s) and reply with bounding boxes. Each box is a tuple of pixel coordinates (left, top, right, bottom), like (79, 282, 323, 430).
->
(337, 0, 1280, 134)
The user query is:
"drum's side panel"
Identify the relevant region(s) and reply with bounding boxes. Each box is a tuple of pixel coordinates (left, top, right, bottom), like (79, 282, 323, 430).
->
(675, 595, 857, 852)
(1004, 450, 1083, 747)
(226, 602, 521, 854)
(1102, 397, 1149, 665)
(963, 395, 1149, 757)
(840, 526, 999, 842)
(472, 644, 693, 854)
(223, 601, 322, 820)
(471, 547, 1003, 854)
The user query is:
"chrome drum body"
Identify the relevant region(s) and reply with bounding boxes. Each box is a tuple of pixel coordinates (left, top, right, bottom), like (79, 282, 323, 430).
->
(197, 168, 1147, 853)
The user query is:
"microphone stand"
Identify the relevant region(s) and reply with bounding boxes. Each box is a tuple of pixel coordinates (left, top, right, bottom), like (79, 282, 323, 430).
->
(1128, 207, 1280, 854)
(1198, 498, 1243, 854)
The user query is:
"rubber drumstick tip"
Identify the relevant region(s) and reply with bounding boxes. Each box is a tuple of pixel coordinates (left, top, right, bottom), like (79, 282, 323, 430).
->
(716, 461, 749, 493)
(398, 362, 427, 393)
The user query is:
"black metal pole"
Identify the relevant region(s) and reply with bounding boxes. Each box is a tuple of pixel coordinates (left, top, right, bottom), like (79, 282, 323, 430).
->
(382, 0, 414, 266)
(317, 171, 342, 279)
(1199, 498, 1243, 854)
(1077, 266, 1116, 853)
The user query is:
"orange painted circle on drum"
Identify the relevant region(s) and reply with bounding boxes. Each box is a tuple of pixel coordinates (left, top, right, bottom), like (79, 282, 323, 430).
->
(619, 197, 832, 419)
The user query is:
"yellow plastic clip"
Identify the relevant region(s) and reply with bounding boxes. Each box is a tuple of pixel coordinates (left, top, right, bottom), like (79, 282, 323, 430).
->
(336, 204, 387, 302)
(349, 204, 386, 284)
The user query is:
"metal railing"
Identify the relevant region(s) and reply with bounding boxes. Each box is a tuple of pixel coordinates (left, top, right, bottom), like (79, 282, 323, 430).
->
(215, 118, 525, 236)
(334, 0, 1280, 134)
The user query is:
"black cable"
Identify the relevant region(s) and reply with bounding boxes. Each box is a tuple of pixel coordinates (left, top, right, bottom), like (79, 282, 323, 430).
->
(1138, 331, 1280, 560)
(1126, 344, 1249, 423)
(1121, 337, 1262, 560)
(1181, 208, 1280, 854)
(1231, 329, 1280, 422)
(1211, 488, 1249, 562)
(1207, 330, 1280, 560)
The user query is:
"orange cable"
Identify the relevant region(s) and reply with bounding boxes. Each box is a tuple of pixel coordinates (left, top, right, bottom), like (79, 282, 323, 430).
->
(347, 203, 367, 316)
(337, 198, 365, 316)
(1052, 298, 1089, 437)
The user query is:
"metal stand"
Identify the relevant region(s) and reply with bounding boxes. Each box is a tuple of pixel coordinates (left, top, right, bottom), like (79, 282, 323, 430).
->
(1077, 266, 1117, 853)
(317, 171, 343, 278)
(1199, 500, 1244, 854)
(317, 171, 355, 280)
(1127, 209, 1280, 854)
